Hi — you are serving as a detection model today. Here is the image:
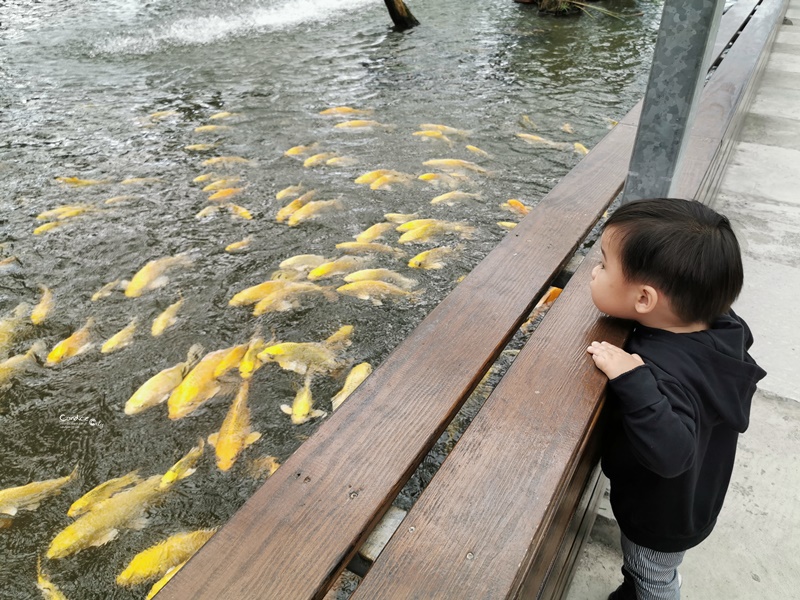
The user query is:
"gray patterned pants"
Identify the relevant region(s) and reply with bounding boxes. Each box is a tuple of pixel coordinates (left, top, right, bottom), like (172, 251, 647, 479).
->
(621, 532, 685, 600)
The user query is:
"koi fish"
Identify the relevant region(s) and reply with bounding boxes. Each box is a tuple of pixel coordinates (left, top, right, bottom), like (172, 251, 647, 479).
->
(319, 106, 374, 116)
(31, 286, 54, 325)
(124, 254, 193, 298)
(284, 142, 319, 157)
(208, 381, 261, 471)
(280, 375, 326, 424)
(331, 362, 373, 410)
(151, 299, 183, 337)
(286, 199, 343, 227)
(336, 281, 421, 305)
(343, 269, 417, 289)
(46, 317, 94, 365)
(117, 529, 217, 586)
(67, 470, 142, 519)
(408, 246, 456, 269)
(125, 345, 203, 415)
(0, 466, 78, 518)
(100, 318, 137, 354)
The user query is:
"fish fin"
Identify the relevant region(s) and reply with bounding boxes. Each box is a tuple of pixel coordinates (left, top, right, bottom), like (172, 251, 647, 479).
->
(208, 432, 219, 447)
(120, 280, 130, 291)
(177, 468, 196, 481)
(280, 404, 292, 415)
(146, 276, 170, 291)
(2, 507, 18, 516)
(370, 298, 383, 306)
(245, 432, 261, 447)
(310, 410, 327, 419)
(25, 502, 40, 511)
(90, 528, 120, 547)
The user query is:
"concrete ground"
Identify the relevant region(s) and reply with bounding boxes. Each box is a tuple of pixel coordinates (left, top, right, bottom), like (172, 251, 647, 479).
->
(565, 4, 800, 599)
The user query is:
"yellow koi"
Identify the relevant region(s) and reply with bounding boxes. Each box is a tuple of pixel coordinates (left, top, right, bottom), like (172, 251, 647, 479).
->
(100, 318, 137, 354)
(239, 337, 267, 380)
(226, 203, 253, 220)
(208, 187, 244, 201)
(370, 173, 414, 190)
(46, 317, 94, 365)
(91, 279, 120, 301)
(212, 343, 249, 379)
(167, 350, 228, 419)
(159, 440, 205, 488)
(287, 199, 343, 227)
(195, 205, 221, 219)
(0, 302, 29, 356)
(398, 221, 475, 244)
(229, 279, 290, 307)
(280, 375, 326, 424)
(31, 286, 54, 325)
(252, 282, 338, 316)
(36, 204, 89, 221)
(498, 221, 518, 230)
(117, 529, 217, 586)
(33, 221, 66, 235)
(418, 172, 461, 189)
(562, 123, 575, 134)
(67, 470, 141, 519)
(37, 557, 68, 600)
(419, 123, 470, 137)
(574, 142, 590, 155)
(258, 326, 351, 375)
(331, 362, 373, 411)
(275, 184, 304, 200)
(0, 466, 77, 517)
(193, 172, 217, 183)
(501, 199, 531, 216)
(319, 106, 374, 115)
(209, 111, 238, 120)
(55, 177, 109, 186)
(307, 256, 372, 280)
(335, 241, 405, 257)
(275, 190, 317, 223)
(303, 152, 337, 167)
(194, 125, 231, 133)
(120, 177, 162, 185)
(147, 109, 178, 120)
(383, 212, 419, 223)
(408, 246, 456, 269)
(284, 142, 319, 156)
(343, 269, 417, 289)
(355, 222, 395, 243)
(125, 345, 203, 415)
(201, 156, 253, 167)
(354, 169, 397, 185)
(430, 191, 481, 206)
(520, 115, 537, 129)
(412, 130, 453, 145)
(225, 236, 253, 253)
(278, 254, 328, 272)
(184, 143, 217, 151)
(334, 119, 392, 129)
(124, 254, 193, 298)
(0, 341, 45, 386)
(208, 381, 261, 471)
(247, 456, 281, 479)
(465, 144, 490, 157)
(422, 158, 487, 174)
(202, 178, 241, 192)
(46, 475, 170, 560)
(151, 299, 183, 337)
(336, 280, 420, 305)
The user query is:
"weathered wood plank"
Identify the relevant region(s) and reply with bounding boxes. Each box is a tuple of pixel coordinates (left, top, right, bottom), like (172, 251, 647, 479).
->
(158, 112, 639, 600)
(350, 245, 628, 599)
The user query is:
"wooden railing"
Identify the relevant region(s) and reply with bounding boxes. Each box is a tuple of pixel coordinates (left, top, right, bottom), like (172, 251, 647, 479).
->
(158, 0, 787, 597)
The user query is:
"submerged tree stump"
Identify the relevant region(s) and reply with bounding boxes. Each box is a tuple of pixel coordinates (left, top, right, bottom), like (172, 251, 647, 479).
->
(384, 0, 420, 30)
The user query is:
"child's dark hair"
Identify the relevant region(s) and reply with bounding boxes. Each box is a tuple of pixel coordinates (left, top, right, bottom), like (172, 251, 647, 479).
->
(604, 198, 743, 324)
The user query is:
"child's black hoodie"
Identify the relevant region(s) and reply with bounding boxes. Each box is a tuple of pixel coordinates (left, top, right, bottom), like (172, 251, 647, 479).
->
(602, 311, 767, 553)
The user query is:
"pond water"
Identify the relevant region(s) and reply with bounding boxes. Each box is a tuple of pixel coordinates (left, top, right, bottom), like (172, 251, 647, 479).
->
(0, 0, 663, 597)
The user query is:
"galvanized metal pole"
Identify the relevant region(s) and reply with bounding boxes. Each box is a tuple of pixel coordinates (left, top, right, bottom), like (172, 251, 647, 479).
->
(621, 0, 726, 203)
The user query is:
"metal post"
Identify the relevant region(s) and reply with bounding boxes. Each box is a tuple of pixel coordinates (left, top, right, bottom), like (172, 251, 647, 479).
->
(621, 0, 726, 203)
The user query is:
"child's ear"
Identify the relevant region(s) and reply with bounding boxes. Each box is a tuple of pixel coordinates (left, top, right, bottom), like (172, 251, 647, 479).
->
(634, 285, 659, 315)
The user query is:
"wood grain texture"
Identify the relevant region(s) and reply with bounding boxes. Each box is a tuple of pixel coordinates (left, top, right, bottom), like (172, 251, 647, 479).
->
(350, 245, 628, 600)
(157, 112, 639, 600)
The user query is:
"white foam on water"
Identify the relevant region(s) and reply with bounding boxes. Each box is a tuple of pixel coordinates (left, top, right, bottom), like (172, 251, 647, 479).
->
(95, 0, 378, 55)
